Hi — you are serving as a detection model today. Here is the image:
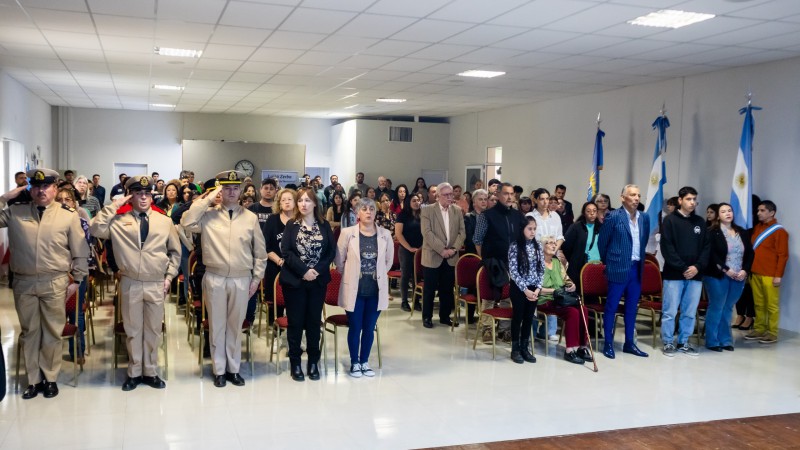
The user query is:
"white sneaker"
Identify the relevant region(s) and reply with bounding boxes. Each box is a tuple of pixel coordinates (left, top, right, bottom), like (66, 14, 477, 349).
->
(349, 363, 362, 378)
(360, 362, 375, 377)
(548, 334, 559, 342)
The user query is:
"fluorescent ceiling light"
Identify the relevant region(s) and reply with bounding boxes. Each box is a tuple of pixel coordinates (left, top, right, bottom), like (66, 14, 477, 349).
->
(343, 104, 359, 109)
(376, 98, 406, 103)
(150, 103, 175, 108)
(154, 46, 203, 58)
(152, 84, 184, 91)
(457, 70, 506, 78)
(628, 10, 715, 28)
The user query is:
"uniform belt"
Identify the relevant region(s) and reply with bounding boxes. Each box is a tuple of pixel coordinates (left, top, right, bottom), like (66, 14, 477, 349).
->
(13, 272, 68, 281)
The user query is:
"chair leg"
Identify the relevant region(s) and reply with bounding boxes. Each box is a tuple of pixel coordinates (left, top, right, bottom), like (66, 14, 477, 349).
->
(333, 326, 339, 374)
(248, 331, 253, 376)
(472, 315, 480, 350)
(376, 325, 382, 369)
(198, 328, 204, 378)
(163, 326, 169, 381)
(257, 302, 264, 338)
(15, 336, 22, 390)
(491, 319, 497, 360)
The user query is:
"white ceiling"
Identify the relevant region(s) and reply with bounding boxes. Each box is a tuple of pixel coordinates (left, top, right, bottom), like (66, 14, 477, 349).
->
(1, 0, 799, 118)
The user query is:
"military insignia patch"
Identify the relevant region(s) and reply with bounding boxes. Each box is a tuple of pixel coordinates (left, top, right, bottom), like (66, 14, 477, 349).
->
(140, 176, 150, 187)
(34, 171, 45, 181)
(228, 171, 237, 181)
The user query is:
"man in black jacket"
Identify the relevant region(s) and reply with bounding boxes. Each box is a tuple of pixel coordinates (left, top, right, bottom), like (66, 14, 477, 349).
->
(659, 186, 710, 357)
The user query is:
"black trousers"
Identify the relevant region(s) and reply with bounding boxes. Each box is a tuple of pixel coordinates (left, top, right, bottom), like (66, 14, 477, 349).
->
(510, 282, 537, 343)
(282, 281, 325, 366)
(422, 260, 455, 322)
(398, 247, 415, 304)
(736, 280, 756, 317)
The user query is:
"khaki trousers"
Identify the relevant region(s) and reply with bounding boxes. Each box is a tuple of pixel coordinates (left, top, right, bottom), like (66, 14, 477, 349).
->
(120, 277, 165, 377)
(202, 272, 250, 376)
(750, 274, 781, 337)
(13, 274, 70, 385)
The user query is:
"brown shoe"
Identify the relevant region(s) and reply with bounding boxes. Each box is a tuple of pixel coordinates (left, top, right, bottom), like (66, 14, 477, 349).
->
(744, 331, 765, 341)
(759, 334, 778, 344)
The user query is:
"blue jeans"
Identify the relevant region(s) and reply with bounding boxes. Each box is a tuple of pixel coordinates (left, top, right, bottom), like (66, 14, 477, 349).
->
(69, 277, 87, 359)
(703, 276, 745, 347)
(604, 263, 641, 346)
(661, 279, 703, 345)
(346, 295, 381, 365)
(179, 243, 190, 304)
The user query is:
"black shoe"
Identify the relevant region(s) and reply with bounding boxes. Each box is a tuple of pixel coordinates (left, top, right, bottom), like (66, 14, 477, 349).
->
(401, 302, 411, 312)
(142, 375, 166, 389)
(440, 319, 459, 327)
(225, 372, 245, 386)
(213, 375, 226, 388)
(307, 363, 320, 380)
(423, 319, 433, 329)
(291, 365, 305, 382)
(413, 302, 422, 311)
(706, 346, 723, 352)
(576, 347, 594, 362)
(564, 350, 585, 365)
(622, 343, 649, 357)
(22, 383, 41, 399)
(510, 350, 524, 364)
(722, 345, 735, 351)
(731, 317, 745, 328)
(42, 381, 59, 398)
(122, 376, 142, 391)
(467, 316, 477, 325)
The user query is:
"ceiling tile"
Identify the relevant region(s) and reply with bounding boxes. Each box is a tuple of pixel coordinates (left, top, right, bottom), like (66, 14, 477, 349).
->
(648, 17, 763, 43)
(540, 34, 628, 54)
(428, 0, 528, 23)
(314, 35, 379, 53)
(27, 8, 95, 33)
(451, 47, 524, 64)
(280, 8, 357, 34)
(249, 47, 304, 63)
(100, 36, 154, 54)
(87, 0, 155, 18)
(378, 57, 438, 71)
(0, 27, 49, 46)
(93, 14, 155, 38)
(389, 19, 474, 43)
(361, 39, 430, 57)
(201, 44, 257, 60)
(745, 30, 800, 50)
(493, 29, 580, 51)
(671, 0, 772, 15)
(366, 0, 452, 18)
(337, 14, 417, 39)
(443, 24, 527, 47)
(155, 21, 214, 42)
(219, 2, 294, 29)
(340, 54, 397, 69)
(239, 60, 287, 73)
(301, 0, 374, 12)
(19, 0, 88, 12)
(695, 21, 800, 46)
(589, 39, 675, 58)
(294, 50, 351, 65)
(262, 31, 327, 50)
(278, 64, 329, 76)
(489, 0, 596, 28)
(543, 4, 654, 33)
(195, 58, 242, 70)
(156, 0, 226, 23)
(209, 26, 272, 46)
(633, 43, 717, 61)
(408, 43, 478, 60)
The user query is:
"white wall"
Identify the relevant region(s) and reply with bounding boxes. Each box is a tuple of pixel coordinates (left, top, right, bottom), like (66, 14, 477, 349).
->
(330, 120, 357, 189)
(63, 108, 334, 192)
(449, 56, 800, 332)
(0, 70, 53, 168)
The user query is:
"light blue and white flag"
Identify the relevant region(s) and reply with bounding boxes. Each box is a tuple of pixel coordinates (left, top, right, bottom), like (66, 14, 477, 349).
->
(587, 128, 604, 201)
(730, 103, 761, 229)
(644, 115, 669, 235)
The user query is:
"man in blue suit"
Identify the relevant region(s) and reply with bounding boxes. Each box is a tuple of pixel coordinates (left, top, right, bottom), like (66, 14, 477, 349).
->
(598, 184, 650, 359)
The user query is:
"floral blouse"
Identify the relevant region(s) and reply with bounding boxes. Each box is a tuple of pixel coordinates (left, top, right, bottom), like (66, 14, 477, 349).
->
(508, 240, 545, 291)
(376, 210, 396, 238)
(295, 220, 323, 267)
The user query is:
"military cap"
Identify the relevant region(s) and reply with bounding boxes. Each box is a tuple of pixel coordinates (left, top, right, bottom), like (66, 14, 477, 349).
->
(203, 179, 217, 192)
(26, 168, 59, 186)
(125, 175, 154, 192)
(215, 170, 245, 186)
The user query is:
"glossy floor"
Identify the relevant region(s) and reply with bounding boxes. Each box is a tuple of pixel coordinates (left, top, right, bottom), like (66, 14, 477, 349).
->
(0, 285, 798, 450)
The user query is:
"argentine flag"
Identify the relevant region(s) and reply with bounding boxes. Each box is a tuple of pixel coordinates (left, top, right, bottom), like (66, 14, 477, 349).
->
(730, 104, 761, 229)
(644, 116, 669, 235)
(587, 128, 604, 201)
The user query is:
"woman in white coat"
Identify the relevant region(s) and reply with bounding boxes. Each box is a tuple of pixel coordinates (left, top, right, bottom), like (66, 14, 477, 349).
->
(335, 198, 394, 378)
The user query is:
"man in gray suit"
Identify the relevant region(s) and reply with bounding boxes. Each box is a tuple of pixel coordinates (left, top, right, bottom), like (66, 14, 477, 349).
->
(420, 182, 466, 328)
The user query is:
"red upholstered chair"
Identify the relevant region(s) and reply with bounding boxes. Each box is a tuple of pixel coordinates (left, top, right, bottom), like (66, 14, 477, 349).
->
(387, 241, 402, 297)
(637, 260, 664, 347)
(322, 269, 381, 374)
(472, 267, 513, 359)
(256, 277, 272, 338)
(408, 249, 425, 318)
(453, 253, 481, 336)
(268, 276, 289, 374)
(693, 285, 710, 346)
(580, 262, 610, 349)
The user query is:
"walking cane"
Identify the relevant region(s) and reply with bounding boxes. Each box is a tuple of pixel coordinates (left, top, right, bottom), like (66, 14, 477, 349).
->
(578, 295, 599, 372)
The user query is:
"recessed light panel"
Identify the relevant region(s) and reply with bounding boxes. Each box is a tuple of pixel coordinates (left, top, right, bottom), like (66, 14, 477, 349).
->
(628, 10, 715, 29)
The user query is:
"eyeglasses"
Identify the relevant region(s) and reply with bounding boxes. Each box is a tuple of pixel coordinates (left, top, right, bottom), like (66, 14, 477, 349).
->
(56, 197, 73, 204)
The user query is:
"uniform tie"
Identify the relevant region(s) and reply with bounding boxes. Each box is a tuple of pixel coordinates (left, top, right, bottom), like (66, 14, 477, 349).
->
(229, 209, 233, 219)
(139, 212, 149, 248)
(37, 206, 46, 220)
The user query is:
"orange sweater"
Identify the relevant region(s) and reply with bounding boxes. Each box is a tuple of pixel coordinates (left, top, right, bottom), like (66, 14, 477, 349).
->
(751, 219, 789, 277)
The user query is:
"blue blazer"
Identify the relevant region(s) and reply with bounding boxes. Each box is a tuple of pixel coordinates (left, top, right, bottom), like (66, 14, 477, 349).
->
(598, 208, 650, 284)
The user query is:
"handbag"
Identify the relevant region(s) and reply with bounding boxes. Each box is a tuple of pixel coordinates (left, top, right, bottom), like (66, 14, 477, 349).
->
(553, 287, 580, 308)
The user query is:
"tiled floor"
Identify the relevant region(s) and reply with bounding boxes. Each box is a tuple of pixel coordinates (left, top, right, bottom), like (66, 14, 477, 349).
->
(0, 283, 798, 450)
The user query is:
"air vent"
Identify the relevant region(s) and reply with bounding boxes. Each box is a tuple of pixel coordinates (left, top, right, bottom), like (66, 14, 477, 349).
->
(389, 126, 412, 142)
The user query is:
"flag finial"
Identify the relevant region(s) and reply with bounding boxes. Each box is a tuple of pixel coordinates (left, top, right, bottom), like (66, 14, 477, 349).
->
(747, 91, 752, 106)
(596, 112, 601, 128)
(660, 102, 666, 117)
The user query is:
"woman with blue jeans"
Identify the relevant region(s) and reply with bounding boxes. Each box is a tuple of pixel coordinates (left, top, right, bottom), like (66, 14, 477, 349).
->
(335, 198, 394, 378)
(703, 203, 753, 351)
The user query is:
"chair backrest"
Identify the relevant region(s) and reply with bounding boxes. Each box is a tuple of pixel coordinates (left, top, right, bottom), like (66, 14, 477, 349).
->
(640, 260, 662, 297)
(188, 250, 198, 273)
(413, 249, 423, 283)
(475, 267, 510, 311)
(645, 253, 659, 268)
(455, 253, 481, 291)
(391, 240, 400, 270)
(274, 275, 285, 308)
(325, 268, 342, 307)
(580, 262, 609, 298)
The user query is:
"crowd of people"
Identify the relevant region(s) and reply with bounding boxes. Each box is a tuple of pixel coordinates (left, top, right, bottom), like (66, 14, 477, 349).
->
(0, 167, 789, 399)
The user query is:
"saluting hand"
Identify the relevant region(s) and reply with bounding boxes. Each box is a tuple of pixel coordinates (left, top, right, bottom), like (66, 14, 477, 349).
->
(114, 194, 132, 209)
(1, 186, 28, 202)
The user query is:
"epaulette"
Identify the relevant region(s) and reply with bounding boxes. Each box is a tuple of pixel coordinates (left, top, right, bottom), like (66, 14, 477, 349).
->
(115, 204, 133, 215)
(61, 203, 77, 212)
(151, 205, 167, 215)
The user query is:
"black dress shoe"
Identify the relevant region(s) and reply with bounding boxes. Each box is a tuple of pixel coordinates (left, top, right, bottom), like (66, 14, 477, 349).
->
(722, 345, 735, 351)
(122, 376, 142, 391)
(423, 319, 433, 328)
(564, 351, 586, 365)
(622, 343, 649, 357)
(706, 346, 723, 352)
(467, 316, 477, 325)
(42, 381, 59, 398)
(213, 375, 226, 388)
(576, 347, 594, 362)
(142, 375, 166, 389)
(225, 372, 245, 386)
(510, 350, 524, 364)
(307, 363, 320, 380)
(413, 302, 422, 311)
(22, 383, 41, 399)
(401, 302, 411, 312)
(440, 319, 459, 327)
(291, 365, 305, 382)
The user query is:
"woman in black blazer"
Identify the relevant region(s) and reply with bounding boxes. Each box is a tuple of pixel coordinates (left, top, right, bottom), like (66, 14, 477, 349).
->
(703, 203, 753, 351)
(562, 202, 602, 291)
(280, 187, 336, 382)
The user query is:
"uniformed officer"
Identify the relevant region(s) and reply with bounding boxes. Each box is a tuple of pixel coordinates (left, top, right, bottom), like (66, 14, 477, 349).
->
(0, 168, 89, 399)
(90, 175, 181, 391)
(181, 170, 266, 387)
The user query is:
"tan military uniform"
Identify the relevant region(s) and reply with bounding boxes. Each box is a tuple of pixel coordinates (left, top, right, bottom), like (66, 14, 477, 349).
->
(91, 202, 180, 377)
(0, 199, 89, 385)
(181, 195, 267, 376)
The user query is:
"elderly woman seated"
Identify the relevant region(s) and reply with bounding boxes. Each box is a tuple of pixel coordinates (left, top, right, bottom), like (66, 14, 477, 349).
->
(536, 235, 594, 365)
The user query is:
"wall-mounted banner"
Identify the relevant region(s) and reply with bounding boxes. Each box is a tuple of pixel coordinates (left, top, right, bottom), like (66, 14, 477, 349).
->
(262, 170, 299, 186)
